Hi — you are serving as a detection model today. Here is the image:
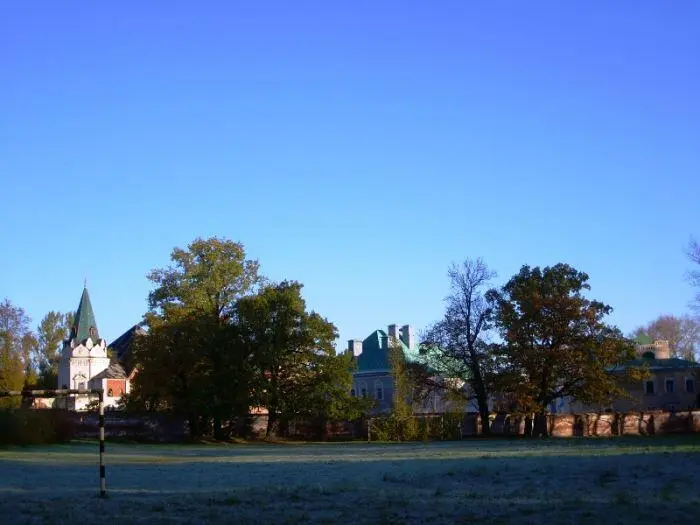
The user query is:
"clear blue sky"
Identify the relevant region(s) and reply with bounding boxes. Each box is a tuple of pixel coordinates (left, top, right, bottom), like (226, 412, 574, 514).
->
(1, 1, 698, 348)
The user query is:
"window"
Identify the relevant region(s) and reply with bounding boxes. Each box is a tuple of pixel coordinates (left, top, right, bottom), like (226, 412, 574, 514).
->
(665, 378, 675, 394)
(107, 388, 114, 397)
(375, 381, 384, 401)
(644, 380, 655, 395)
(360, 381, 368, 398)
(686, 378, 696, 394)
(350, 389, 356, 397)
(77, 382, 86, 391)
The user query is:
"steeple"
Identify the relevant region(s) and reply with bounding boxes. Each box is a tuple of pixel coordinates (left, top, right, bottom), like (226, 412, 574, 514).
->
(71, 286, 99, 342)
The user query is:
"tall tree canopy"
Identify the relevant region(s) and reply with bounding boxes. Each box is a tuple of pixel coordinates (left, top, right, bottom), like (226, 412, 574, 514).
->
(632, 314, 699, 362)
(35, 311, 72, 388)
(486, 264, 635, 435)
(0, 299, 35, 397)
(236, 281, 355, 438)
(130, 237, 359, 439)
(147, 236, 261, 318)
(131, 237, 262, 436)
(420, 258, 497, 435)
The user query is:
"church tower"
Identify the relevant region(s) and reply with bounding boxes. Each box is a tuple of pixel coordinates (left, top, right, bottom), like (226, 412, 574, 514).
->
(57, 286, 110, 408)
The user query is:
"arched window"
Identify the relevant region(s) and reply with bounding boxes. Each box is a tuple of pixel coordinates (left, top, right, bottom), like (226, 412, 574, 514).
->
(107, 388, 114, 397)
(360, 381, 368, 398)
(350, 388, 356, 397)
(73, 373, 87, 391)
(375, 380, 384, 401)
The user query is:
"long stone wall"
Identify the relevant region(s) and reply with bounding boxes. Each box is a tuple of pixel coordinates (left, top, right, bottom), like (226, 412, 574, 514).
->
(70, 412, 189, 442)
(462, 411, 700, 437)
(62, 410, 700, 442)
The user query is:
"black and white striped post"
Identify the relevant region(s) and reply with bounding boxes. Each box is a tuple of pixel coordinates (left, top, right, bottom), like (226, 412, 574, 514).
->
(98, 389, 106, 498)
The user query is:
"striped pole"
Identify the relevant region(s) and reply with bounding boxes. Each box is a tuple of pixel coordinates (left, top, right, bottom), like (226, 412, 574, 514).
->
(99, 390, 106, 498)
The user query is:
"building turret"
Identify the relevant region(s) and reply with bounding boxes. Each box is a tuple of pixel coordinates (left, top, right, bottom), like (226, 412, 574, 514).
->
(57, 286, 110, 408)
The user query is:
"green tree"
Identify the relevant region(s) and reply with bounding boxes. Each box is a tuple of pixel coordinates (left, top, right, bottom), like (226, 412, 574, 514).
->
(35, 311, 72, 388)
(486, 264, 636, 437)
(306, 350, 372, 424)
(130, 237, 262, 437)
(130, 310, 221, 436)
(0, 299, 35, 405)
(420, 258, 496, 435)
(235, 281, 345, 438)
(147, 236, 261, 318)
(386, 338, 419, 440)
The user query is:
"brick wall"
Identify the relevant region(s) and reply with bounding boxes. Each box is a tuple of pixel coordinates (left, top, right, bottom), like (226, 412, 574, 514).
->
(460, 411, 700, 437)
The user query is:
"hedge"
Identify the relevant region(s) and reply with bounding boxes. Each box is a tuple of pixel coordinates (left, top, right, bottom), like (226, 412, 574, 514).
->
(0, 409, 75, 445)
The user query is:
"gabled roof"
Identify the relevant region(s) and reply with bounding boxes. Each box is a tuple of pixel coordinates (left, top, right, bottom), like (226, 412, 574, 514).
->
(91, 362, 127, 380)
(354, 330, 416, 373)
(72, 287, 99, 343)
(355, 330, 391, 372)
(109, 324, 146, 374)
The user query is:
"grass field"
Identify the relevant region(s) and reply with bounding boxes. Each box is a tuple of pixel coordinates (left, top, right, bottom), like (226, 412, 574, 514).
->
(1, 437, 699, 524)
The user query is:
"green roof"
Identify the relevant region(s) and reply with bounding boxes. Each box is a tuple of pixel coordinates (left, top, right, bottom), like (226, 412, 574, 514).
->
(612, 357, 700, 372)
(355, 330, 391, 372)
(354, 330, 416, 373)
(71, 287, 100, 342)
(634, 334, 654, 345)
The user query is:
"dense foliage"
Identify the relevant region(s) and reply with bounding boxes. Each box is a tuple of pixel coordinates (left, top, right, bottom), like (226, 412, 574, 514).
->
(486, 264, 636, 435)
(128, 237, 362, 438)
(0, 409, 74, 445)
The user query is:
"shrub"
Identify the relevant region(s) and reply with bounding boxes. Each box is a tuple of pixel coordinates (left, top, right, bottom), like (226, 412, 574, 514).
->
(369, 414, 463, 442)
(0, 409, 75, 445)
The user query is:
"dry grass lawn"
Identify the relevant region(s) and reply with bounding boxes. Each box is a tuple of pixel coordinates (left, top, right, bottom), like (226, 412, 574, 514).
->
(1, 436, 699, 524)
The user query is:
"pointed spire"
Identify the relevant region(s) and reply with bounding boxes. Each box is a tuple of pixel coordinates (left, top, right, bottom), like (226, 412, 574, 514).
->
(72, 286, 99, 342)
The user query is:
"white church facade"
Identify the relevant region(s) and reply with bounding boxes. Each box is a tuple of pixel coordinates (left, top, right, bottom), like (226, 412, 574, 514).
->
(56, 287, 133, 410)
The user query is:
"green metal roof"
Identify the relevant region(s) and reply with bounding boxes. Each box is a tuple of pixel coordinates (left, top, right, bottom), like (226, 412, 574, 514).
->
(612, 357, 700, 372)
(355, 330, 391, 372)
(355, 330, 416, 373)
(634, 334, 654, 345)
(71, 287, 99, 342)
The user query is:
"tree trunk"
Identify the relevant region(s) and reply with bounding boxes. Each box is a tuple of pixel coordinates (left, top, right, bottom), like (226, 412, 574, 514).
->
(213, 415, 225, 440)
(265, 413, 278, 439)
(533, 412, 548, 438)
(476, 393, 491, 436)
(188, 412, 200, 438)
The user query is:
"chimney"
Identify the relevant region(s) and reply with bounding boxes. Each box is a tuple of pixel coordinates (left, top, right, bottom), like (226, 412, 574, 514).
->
(388, 324, 399, 343)
(400, 324, 415, 350)
(348, 339, 363, 357)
